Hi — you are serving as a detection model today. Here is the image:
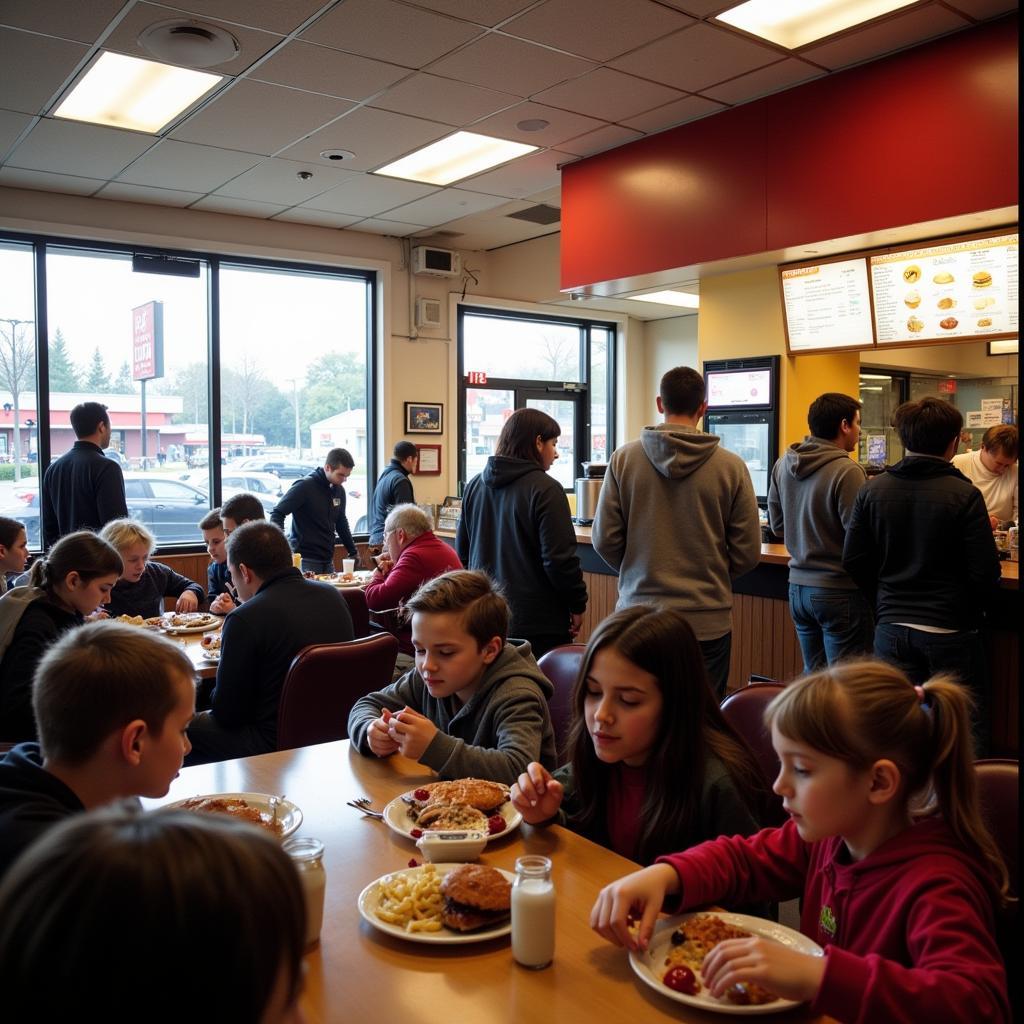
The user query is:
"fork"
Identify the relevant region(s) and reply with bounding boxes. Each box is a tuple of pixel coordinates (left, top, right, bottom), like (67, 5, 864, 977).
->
(346, 797, 384, 820)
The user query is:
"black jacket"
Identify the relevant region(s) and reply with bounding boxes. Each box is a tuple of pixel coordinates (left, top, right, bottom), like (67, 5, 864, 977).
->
(107, 561, 205, 619)
(368, 459, 415, 543)
(456, 457, 587, 637)
(41, 441, 128, 548)
(843, 456, 1000, 629)
(270, 467, 356, 561)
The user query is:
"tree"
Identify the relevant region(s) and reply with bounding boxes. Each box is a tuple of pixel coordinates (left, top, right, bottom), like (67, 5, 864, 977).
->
(48, 327, 80, 392)
(222, 352, 265, 436)
(0, 317, 36, 481)
(155, 361, 207, 425)
(113, 361, 134, 393)
(302, 351, 366, 430)
(83, 347, 112, 392)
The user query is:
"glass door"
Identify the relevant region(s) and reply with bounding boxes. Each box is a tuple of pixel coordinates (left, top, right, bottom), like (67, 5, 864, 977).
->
(859, 369, 908, 467)
(520, 389, 582, 491)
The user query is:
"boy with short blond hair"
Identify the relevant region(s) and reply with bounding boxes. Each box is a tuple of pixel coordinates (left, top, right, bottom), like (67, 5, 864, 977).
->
(0, 621, 196, 877)
(348, 570, 556, 784)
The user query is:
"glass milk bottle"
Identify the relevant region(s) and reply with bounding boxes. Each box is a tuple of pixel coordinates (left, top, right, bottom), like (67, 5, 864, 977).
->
(511, 855, 555, 969)
(283, 837, 327, 948)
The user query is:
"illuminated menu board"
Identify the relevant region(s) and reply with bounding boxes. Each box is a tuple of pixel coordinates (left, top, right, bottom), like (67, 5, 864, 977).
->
(871, 233, 1018, 345)
(781, 257, 874, 353)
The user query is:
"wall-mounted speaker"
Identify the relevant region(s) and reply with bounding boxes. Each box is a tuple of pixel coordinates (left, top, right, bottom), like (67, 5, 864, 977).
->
(415, 297, 442, 329)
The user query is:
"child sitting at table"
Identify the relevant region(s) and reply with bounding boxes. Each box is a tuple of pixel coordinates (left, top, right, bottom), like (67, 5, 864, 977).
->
(348, 569, 556, 785)
(590, 661, 1010, 1024)
(511, 606, 765, 864)
(0, 805, 306, 1021)
(0, 621, 196, 877)
(200, 508, 237, 614)
(101, 519, 205, 620)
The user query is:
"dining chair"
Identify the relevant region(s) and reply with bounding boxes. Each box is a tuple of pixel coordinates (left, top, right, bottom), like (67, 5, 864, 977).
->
(276, 632, 399, 751)
(339, 586, 371, 638)
(536, 644, 586, 760)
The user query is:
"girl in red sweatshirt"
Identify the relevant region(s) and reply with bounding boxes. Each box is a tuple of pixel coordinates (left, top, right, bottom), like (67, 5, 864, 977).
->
(590, 660, 1010, 1024)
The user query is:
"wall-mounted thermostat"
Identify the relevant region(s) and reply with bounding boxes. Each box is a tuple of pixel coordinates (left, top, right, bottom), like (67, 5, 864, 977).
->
(412, 245, 461, 278)
(415, 297, 442, 329)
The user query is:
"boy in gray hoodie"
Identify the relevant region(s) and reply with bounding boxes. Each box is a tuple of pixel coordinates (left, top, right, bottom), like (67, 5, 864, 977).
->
(348, 570, 555, 785)
(767, 392, 872, 672)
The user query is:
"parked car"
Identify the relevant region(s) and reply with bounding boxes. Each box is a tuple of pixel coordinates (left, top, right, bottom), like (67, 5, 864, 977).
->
(179, 469, 283, 509)
(230, 457, 317, 481)
(104, 449, 129, 467)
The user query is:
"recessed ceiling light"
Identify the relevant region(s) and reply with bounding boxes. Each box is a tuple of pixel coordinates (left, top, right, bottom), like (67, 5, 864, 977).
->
(716, 0, 918, 49)
(138, 20, 239, 68)
(516, 118, 550, 132)
(627, 290, 700, 309)
(374, 131, 537, 186)
(320, 149, 355, 162)
(53, 52, 222, 133)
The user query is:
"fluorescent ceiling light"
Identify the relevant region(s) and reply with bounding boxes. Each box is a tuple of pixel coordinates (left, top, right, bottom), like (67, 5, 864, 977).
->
(54, 52, 222, 134)
(716, 0, 918, 49)
(374, 131, 537, 186)
(627, 290, 700, 309)
(988, 339, 1018, 355)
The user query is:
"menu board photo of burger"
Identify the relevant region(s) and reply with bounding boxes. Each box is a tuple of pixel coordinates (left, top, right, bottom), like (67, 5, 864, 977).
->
(870, 232, 1018, 346)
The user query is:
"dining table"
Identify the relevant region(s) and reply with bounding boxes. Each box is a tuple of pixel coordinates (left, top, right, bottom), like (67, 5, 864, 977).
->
(145, 741, 831, 1024)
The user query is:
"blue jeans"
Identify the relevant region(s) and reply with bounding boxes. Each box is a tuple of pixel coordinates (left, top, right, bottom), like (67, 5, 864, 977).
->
(788, 584, 875, 673)
(699, 632, 732, 701)
(300, 558, 336, 575)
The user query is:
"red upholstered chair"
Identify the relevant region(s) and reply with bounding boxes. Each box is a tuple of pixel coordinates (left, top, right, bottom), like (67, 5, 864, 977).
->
(276, 632, 399, 751)
(537, 644, 586, 760)
(339, 587, 371, 638)
(720, 682, 787, 826)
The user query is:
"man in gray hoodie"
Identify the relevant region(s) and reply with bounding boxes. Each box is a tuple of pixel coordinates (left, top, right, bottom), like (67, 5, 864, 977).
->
(767, 392, 872, 672)
(593, 366, 760, 697)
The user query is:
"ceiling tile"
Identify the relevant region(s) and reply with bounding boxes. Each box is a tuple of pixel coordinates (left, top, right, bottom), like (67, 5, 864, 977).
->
(556, 123, 644, 156)
(301, 0, 482, 69)
(524, 185, 561, 206)
(103, 3, 283, 78)
(943, 0, 1018, 17)
(278, 107, 452, 173)
(214, 156, 359, 206)
(117, 139, 263, 193)
(170, 80, 354, 156)
(457, 148, 568, 199)
(799, 8, 972, 70)
(350, 217, 430, 235)
(702, 58, 825, 105)
(427, 33, 595, 96)
(402, 0, 539, 26)
(535, 67, 685, 123)
(469, 101, 608, 148)
(611, 23, 779, 93)
(0, 109, 33, 157)
(659, 0, 733, 15)
(302, 174, 438, 216)
(0, 166, 103, 195)
(270, 208, 363, 229)
(94, 182, 204, 207)
(249, 40, 410, 102)
(7, 118, 155, 178)
(0, 29, 89, 116)
(383, 187, 512, 225)
(621, 94, 727, 132)
(502, 0, 694, 62)
(430, 214, 558, 251)
(190, 194, 287, 217)
(369, 73, 519, 125)
(151, 0, 327, 35)
(0, 0, 124, 43)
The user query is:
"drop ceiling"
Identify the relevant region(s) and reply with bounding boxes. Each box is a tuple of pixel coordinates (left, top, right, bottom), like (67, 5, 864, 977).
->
(0, 0, 1016, 261)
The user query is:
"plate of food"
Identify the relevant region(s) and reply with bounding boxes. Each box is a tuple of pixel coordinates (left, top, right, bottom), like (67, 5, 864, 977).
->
(165, 792, 301, 838)
(156, 612, 222, 635)
(200, 633, 222, 661)
(358, 862, 514, 944)
(383, 778, 521, 843)
(113, 614, 162, 629)
(630, 912, 823, 1015)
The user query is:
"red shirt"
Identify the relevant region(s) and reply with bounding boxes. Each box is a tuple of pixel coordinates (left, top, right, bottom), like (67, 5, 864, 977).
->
(606, 762, 647, 860)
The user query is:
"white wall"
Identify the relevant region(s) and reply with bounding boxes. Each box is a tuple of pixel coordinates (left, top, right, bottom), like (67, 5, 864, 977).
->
(638, 315, 699, 433)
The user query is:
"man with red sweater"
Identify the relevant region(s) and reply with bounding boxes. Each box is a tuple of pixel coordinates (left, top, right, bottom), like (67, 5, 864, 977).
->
(363, 504, 461, 676)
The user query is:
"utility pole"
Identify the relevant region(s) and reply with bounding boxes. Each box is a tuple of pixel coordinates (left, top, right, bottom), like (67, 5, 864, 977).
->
(0, 317, 35, 483)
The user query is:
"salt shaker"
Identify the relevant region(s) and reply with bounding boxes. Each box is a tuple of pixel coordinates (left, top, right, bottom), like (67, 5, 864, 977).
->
(511, 854, 555, 969)
(283, 837, 327, 948)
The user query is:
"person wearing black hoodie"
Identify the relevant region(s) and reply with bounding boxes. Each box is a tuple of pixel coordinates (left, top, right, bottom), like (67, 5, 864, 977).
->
(368, 440, 418, 544)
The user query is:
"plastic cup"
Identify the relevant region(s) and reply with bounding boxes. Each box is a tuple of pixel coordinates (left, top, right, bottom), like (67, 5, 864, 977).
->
(342, 558, 355, 575)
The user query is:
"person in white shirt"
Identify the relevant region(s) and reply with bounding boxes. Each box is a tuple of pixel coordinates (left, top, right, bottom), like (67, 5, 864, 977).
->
(952, 424, 1018, 527)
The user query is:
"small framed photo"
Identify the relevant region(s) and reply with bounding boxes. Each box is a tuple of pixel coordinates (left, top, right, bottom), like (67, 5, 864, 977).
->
(405, 402, 443, 434)
(415, 444, 441, 475)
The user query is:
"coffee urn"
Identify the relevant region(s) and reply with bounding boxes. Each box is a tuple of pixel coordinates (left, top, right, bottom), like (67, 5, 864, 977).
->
(574, 462, 606, 525)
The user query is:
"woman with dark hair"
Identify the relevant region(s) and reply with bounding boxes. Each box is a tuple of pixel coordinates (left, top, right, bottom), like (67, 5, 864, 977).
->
(456, 407, 587, 658)
(0, 516, 29, 595)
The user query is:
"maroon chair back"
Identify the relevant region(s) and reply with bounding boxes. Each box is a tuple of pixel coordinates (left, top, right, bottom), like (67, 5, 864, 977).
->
(975, 759, 1019, 898)
(339, 587, 371, 638)
(277, 632, 399, 751)
(720, 682, 787, 826)
(537, 644, 586, 760)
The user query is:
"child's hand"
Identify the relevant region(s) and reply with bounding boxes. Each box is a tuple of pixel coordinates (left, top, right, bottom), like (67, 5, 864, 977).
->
(590, 863, 680, 951)
(175, 591, 199, 613)
(210, 593, 235, 615)
(511, 762, 564, 824)
(86, 609, 109, 621)
(367, 711, 400, 757)
(701, 937, 826, 1004)
(387, 707, 437, 761)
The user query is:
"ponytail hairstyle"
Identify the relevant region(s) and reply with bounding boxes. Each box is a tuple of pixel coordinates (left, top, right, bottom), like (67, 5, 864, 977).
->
(765, 660, 1009, 905)
(566, 606, 766, 864)
(28, 531, 123, 593)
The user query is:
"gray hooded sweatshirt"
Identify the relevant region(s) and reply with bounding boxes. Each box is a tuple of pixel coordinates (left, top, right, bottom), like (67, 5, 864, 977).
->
(767, 437, 866, 589)
(592, 424, 761, 641)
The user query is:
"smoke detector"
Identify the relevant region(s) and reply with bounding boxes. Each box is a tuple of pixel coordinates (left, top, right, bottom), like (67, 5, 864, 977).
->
(138, 20, 240, 68)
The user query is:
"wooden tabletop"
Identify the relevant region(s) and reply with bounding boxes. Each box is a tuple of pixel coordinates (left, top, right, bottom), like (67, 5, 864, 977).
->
(146, 742, 828, 1024)
(176, 629, 220, 680)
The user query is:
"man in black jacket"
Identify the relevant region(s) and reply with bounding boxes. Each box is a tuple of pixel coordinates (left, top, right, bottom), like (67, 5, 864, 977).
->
(185, 521, 354, 765)
(368, 441, 418, 544)
(41, 402, 127, 547)
(270, 448, 357, 574)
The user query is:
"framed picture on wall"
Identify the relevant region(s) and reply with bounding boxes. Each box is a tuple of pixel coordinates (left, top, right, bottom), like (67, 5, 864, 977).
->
(415, 444, 441, 475)
(405, 402, 443, 434)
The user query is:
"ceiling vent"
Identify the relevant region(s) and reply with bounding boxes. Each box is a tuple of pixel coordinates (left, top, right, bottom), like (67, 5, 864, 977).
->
(507, 204, 561, 226)
(138, 20, 240, 68)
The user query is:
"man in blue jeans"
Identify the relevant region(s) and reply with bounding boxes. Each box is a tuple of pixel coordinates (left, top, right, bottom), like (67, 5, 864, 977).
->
(768, 392, 873, 672)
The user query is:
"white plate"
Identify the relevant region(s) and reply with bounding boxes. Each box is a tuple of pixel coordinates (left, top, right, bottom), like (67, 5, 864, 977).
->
(383, 789, 521, 844)
(358, 862, 513, 944)
(630, 912, 823, 1015)
(159, 614, 222, 635)
(164, 792, 302, 838)
(200, 650, 221, 663)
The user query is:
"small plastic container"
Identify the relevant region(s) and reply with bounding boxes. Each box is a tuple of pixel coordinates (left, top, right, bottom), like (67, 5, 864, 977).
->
(283, 837, 327, 948)
(415, 830, 487, 863)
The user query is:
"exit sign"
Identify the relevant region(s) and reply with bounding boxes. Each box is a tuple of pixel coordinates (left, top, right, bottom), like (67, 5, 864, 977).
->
(938, 379, 957, 393)
(467, 371, 488, 384)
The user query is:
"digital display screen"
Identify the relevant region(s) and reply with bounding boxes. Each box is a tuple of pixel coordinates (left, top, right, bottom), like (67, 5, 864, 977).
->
(706, 369, 772, 408)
